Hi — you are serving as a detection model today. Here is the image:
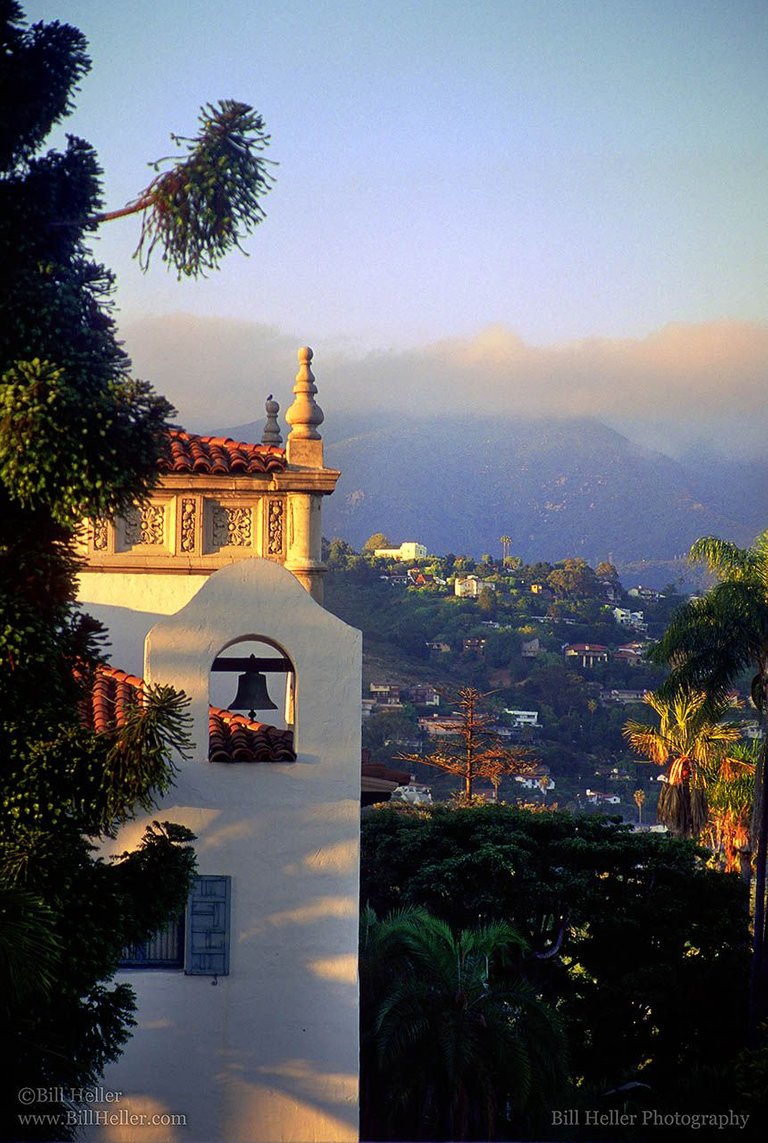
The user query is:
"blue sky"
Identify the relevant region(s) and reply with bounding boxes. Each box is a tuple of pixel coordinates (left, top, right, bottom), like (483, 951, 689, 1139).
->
(23, 1, 768, 451)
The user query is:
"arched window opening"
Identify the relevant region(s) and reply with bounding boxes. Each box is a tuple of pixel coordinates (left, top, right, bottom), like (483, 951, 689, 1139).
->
(208, 637, 296, 763)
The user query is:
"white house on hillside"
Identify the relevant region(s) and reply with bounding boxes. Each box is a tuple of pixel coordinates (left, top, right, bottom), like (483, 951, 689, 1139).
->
(373, 540, 427, 561)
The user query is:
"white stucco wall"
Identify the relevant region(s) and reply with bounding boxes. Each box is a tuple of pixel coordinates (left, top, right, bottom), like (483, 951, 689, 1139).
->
(82, 559, 362, 1143)
(77, 571, 210, 677)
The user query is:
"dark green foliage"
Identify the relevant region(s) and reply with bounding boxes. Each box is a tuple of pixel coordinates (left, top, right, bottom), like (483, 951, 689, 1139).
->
(0, 6, 199, 1138)
(651, 533, 768, 1037)
(361, 805, 752, 1135)
(129, 99, 275, 277)
(0, 1, 89, 169)
(361, 905, 568, 1141)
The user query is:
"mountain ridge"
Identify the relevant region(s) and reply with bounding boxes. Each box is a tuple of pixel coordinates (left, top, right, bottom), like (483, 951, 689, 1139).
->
(219, 412, 764, 576)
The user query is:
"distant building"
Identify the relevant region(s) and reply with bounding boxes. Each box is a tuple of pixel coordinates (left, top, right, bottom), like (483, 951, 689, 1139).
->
(600, 688, 647, 704)
(403, 684, 440, 707)
(369, 682, 402, 707)
(504, 709, 541, 728)
(515, 774, 555, 791)
(585, 789, 621, 805)
(613, 642, 648, 667)
(426, 640, 451, 655)
(462, 637, 486, 656)
(628, 586, 661, 602)
(613, 607, 647, 631)
(455, 575, 496, 598)
(408, 569, 436, 587)
(374, 541, 428, 561)
(563, 642, 609, 668)
(419, 715, 464, 738)
(390, 783, 433, 806)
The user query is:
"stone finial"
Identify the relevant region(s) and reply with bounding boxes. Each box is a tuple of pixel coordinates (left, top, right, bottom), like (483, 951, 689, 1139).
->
(285, 347, 324, 441)
(261, 394, 282, 446)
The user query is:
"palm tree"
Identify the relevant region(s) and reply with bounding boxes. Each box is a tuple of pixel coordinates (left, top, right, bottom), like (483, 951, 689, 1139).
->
(701, 744, 756, 878)
(651, 531, 768, 1036)
(624, 689, 740, 838)
(360, 906, 567, 1141)
(633, 788, 646, 826)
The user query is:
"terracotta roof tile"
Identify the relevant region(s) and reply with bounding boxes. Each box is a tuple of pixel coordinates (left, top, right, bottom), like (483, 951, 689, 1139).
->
(82, 666, 295, 763)
(208, 709, 296, 764)
(160, 429, 287, 475)
(80, 666, 145, 733)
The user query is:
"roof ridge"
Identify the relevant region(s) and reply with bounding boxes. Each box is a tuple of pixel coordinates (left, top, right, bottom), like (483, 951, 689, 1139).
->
(168, 426, 285, 454)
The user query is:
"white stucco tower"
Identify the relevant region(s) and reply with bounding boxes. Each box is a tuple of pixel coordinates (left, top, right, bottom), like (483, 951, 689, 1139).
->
(77, 350, 362, 1143)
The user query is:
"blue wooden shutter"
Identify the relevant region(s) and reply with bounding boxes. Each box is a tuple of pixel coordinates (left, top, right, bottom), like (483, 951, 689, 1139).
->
(185, 875, 231, 975)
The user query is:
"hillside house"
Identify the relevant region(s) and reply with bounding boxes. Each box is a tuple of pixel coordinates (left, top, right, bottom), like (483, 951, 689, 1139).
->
(77, 349, 361, 1143)
(455, 574, 497, 598)
(504, 709, 541, 729)
(585, 789, 621, 806)
(426, 640, 452, 656)
(614, 642, 648, 666)
(613, 606, 647, 632)
(403, 683, 440, 707)
(563, 642, 609, 668)
(600, 688, 647, 704)
(419, 714, 464, 738)
(369, 682, 403, 707)
(628, 585, 662, 602)
(514, 774, 555, 792)
(373, 541, 427, 561)
(462, 637, 487, 656)
(408, 568, 437, 587)
(521, 637, 541, 658)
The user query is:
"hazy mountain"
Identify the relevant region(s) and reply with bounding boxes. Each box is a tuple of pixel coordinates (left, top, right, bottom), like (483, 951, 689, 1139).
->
(221, 412, 763, 578)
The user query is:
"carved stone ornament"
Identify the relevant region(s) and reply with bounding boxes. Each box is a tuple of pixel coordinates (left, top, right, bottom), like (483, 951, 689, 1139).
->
(124, 504, 165, 547)
(92, 518, 109, 551)
(180, 498, 196, 553)
(285, 346, 324, 440)
(262, 395, 283, 446)
(267, 499, 284, 555)
(212, 505, 252, 548)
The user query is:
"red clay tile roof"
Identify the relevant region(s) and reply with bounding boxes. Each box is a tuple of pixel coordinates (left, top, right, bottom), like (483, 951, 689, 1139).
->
(208, 709, 296, 763)
(82, 666, 295, 763)
(160, 429, 287, 475)
(81, 666, 145, 733)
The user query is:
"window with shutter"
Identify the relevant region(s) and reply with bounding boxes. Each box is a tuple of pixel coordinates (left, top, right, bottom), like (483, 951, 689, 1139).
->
(120, 914, 185, 968)
(185, 875, 231, 976)
(119, 875, 231, 975)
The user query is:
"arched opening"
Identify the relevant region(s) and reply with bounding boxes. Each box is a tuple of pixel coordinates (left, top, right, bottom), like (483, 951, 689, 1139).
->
(208, 636, 296, 763)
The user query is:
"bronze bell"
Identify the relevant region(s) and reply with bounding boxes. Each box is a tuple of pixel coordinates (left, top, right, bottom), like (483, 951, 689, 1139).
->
(228, 654, 278, 715)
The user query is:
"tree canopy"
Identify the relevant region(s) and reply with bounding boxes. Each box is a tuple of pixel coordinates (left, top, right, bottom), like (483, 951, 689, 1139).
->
(651, 532, 768, 1036)
(0, 3, 271, 1134)
(361, 803, 751, 1131)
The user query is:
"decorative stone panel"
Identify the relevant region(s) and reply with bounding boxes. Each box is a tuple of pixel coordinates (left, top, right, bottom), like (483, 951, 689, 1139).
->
(266, 498, 285, 558)
(212, 505, 252, 548)
(204, 500, 258, 555)
(92, 518, 109, 552)
(180, 498, 197, 554)
(117, 502, 168, 552)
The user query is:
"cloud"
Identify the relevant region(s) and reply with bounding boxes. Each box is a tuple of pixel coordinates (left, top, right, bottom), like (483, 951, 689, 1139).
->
(120, 315, 768, 457)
